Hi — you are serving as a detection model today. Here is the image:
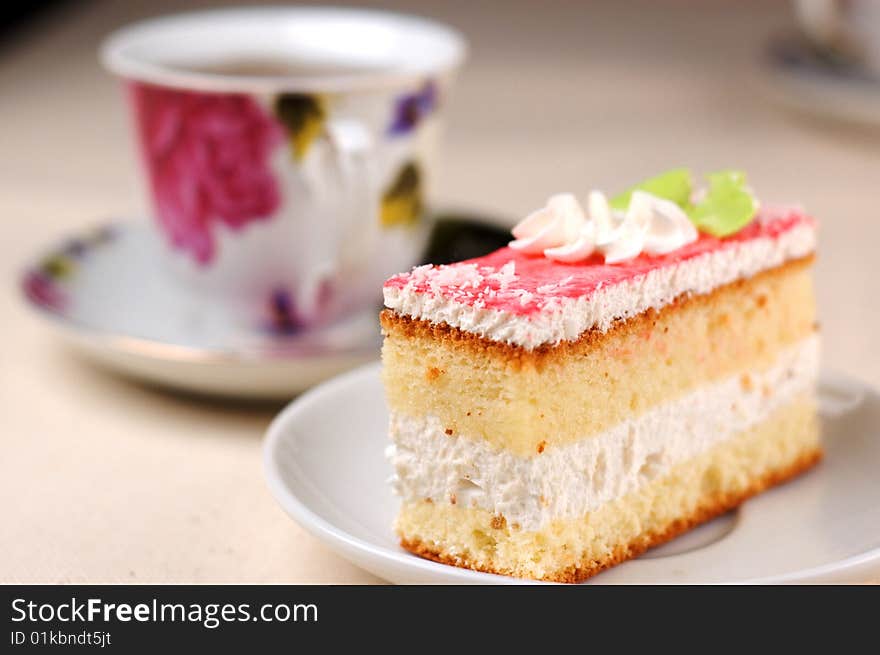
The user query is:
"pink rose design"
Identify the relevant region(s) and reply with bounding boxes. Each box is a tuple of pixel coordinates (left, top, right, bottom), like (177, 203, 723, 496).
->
(130, 82, 284, 265)
(22, 271, 66, 312)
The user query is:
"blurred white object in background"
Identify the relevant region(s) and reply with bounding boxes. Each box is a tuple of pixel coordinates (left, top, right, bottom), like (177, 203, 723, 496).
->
(759, 1, 880, 126)
(795, 0, 880, 74)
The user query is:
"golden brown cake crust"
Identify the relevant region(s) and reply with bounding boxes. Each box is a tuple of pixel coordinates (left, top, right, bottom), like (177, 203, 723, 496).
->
(399, 447, 822, 583)
(381, 255, 815, 367)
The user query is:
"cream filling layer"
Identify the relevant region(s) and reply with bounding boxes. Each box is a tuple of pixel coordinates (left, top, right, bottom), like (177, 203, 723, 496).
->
(387, 336, 819, 531)
(383, 222, 816, 349)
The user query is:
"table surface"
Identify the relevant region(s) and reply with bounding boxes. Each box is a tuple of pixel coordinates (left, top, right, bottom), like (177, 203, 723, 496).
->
(2, 0, 878, 583)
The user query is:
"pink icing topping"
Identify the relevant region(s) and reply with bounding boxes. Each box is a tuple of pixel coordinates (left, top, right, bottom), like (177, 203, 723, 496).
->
(384, 208, 815, 317)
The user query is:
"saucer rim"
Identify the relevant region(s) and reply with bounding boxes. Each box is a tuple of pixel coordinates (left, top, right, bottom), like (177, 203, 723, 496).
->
(23, 293, 381, 366)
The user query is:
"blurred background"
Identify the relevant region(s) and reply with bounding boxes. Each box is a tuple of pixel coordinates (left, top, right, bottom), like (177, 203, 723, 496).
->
(1, 1, 878, 582)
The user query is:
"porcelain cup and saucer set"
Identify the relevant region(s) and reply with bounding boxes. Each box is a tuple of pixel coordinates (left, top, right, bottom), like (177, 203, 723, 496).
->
(21, 7, 472, 398)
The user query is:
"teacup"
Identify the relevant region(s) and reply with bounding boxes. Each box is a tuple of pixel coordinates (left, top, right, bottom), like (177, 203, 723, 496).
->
(795, 0, 880, 74)
(101, 7, 465, 334)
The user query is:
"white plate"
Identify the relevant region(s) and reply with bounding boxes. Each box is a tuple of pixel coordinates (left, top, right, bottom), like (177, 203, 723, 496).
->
(264, 363, 880, 584)
(761, 36, 880, 126)
(20, 221, 380, 399)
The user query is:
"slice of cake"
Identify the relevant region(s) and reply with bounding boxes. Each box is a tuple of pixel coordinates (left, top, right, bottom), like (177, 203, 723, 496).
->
(381, 170, 820, 582)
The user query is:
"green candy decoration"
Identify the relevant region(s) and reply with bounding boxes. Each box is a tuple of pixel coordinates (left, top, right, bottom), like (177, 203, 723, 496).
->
(609, 168, 693, 212)
(687, 170, 759, 238)
(610, 168, 758, 238)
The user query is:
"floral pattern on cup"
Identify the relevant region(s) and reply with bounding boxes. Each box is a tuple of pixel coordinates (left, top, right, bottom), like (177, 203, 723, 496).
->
(265, 280, 336, 335)
(380, 162, 424, 228)
(21, 225, 118, 312)
(123, 81, 444, 329)
(267, 288, 298, 334)
(275, 94, 327, 161)
(129, 82, 286, 266)
(22, 271, 66, 312)
(388, 81, 438, 136)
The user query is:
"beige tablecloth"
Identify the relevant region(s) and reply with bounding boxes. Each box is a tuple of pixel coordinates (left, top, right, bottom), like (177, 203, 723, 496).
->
(1, 0, 877, 583)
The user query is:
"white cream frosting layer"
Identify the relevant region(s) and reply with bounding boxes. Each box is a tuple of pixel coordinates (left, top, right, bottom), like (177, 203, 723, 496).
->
(387, 336, 819, 531)
(383, 221, 816, 349)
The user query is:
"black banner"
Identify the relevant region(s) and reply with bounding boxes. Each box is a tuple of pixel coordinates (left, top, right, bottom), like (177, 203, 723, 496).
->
(0, 585, 872, 650)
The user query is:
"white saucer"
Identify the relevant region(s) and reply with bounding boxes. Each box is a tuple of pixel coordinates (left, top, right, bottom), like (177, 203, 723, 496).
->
(762, 35, 880, 126)
(20, 221, 380, 399)
(264, 363, 880, 584)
